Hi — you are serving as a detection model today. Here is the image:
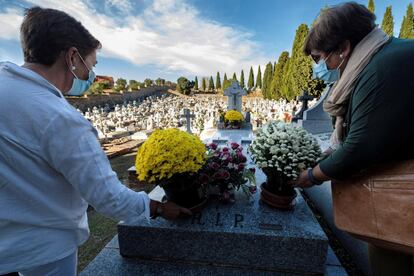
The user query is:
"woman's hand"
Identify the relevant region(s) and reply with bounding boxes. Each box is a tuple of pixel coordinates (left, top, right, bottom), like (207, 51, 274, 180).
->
(292, 169, 314, 188)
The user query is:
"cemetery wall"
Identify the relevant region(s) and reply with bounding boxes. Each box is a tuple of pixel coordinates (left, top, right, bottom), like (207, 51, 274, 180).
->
(66, 86, 172, 112)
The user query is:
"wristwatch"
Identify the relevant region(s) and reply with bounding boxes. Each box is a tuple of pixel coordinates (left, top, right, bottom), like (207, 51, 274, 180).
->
(307, 168, 324, 185)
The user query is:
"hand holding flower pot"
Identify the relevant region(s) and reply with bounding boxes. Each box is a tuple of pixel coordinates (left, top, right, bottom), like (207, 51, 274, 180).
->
(250, 121, 321, 210)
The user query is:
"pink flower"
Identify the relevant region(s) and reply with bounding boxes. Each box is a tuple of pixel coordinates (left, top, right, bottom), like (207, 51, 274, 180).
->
(226, 156, 233, 163)
(249, 167, 256, 174)
(222, 170, 230, 180)
(209, 143, 218, 150)
(230, 142, 240, 150)
(210, 162, 220, 170)
(249, 185, 257, 194)
(213, 171, 223, 180)
(222, 147, 229, 152)
(238, 163, 245, 171)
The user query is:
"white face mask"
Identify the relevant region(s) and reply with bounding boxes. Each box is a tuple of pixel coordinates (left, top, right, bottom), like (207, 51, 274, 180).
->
(312, 53, 344, 84)
(67, 51, 95, 96)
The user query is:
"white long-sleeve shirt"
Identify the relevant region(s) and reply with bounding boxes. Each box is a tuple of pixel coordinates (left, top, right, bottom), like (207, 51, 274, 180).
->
(0, 62, 150, 274)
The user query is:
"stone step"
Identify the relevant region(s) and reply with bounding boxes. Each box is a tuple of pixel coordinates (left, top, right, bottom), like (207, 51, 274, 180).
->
(81, 236, 346, 276)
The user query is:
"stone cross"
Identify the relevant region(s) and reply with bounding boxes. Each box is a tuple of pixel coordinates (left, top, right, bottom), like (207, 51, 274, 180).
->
(180, 108, 195, 134)
(224, 81, 247, 112)
(292, 90, 314, 122)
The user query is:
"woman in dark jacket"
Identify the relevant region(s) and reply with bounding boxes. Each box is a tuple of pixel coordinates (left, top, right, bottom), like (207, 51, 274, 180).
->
(293, 2, 414, 275)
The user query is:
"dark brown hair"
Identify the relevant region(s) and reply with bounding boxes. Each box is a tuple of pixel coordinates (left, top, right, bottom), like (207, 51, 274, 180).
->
(304, 2, 376, 55)
(20, 7, 101, 65)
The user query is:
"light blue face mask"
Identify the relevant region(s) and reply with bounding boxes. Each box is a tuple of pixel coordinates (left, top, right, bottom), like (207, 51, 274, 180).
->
(67, 52, 96, 96)
(312, 53, 344, 84)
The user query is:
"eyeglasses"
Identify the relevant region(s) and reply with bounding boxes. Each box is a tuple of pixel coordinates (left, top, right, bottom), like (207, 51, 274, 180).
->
(311, 54, 321, 63)
(311, 52, 332, 63)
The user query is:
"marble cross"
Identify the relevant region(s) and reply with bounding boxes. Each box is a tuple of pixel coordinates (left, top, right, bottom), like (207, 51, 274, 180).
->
(180, 108, 195, 134)
(224, 81, 247, 112)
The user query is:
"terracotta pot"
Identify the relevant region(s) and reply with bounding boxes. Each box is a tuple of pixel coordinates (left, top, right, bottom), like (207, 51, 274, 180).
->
(260, 183, 297, 210)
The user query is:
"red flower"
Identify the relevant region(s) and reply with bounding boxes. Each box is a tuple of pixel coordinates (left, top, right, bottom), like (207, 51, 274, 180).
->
(249, 167, 256, 173)
(238, 163, 245, 171)
(222, 147, 229, 152)
(209, 143, 218, 150)
(230, 142, 240, 150)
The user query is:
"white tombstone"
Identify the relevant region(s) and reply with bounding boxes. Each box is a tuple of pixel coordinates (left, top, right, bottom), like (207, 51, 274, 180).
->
(224, 81, 247, 112)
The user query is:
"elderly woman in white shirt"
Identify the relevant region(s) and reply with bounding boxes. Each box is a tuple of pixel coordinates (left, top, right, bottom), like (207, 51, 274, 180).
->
(0, 7, 191, 276)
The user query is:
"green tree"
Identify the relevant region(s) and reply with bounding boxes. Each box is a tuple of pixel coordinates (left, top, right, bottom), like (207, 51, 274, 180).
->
(232, 72, 237, 81)
(155, 78, 165, 86)
(269, 51, 289, 100)
(144, 79, 153, 87)
(115, 78, 127, 92)
(399, 3, 414, 39)
(223, 73, 231, 91)
(256, 66, 262, 88)
(240, 70, 245, 88)
(208, 76, 215, 91)
(202, 77, 207, 91)
(194, 76, 199, 90)
(129, 79, 140, 90)
(381, 6, 394, 36)
(215, 72, 222, 90)
(176, 77, 194, 95)
(368, 0, 375, 13)
(283, 23, 323, 100)
(247, 66, 254, 90)
(262, 62, 273, 99)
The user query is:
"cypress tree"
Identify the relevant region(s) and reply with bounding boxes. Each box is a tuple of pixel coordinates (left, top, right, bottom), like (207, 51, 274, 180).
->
(368, 0, 375, 14)
(256, 66, 262, 88)
(215, 72, 222, 90)
(208, 76, 215, 91)
(381, 6, 394, 36)
(223, 73, 231, 91)
(194, 76, 198, 90)
(399, 3, 414, 39)
(247, 66, 254, 90)
(240, 70, 245, 88)
(202, 77, 207, 91)
(262, 62, 273, 99)
(232, 72, 237, 81)
(284, 23, 322, 100)
(269, 51, 289, 100)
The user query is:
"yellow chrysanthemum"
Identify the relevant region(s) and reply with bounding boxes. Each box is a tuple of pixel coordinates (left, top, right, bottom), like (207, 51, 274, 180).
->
(135, 128, 206, 183)
(224, 110, 243, 122)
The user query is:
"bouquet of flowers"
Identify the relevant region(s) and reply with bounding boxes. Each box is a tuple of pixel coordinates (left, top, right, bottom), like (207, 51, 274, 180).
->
(199, 142, 256, 203)
(250, 121, 321, 196)
(136, 128, 206, 184)
(135, 128, 208, 208)
(224, 110, 244, 128)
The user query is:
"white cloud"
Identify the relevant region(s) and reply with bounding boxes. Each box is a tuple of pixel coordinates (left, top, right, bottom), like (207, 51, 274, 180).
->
(0, 0, 271, 78)
(0, 8, 23, 41)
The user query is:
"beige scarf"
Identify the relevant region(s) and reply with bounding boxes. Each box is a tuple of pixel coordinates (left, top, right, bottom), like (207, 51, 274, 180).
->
(323, 27, 389, 147)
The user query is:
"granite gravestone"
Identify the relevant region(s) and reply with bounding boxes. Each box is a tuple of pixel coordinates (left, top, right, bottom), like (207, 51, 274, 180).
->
(224, 81, 247, 112)
(297, 85, 333, 134)
(111, 166, 328, 275)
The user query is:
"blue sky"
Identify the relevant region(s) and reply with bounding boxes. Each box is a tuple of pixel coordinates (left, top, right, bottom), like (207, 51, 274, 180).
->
(0, 0, 411, 82)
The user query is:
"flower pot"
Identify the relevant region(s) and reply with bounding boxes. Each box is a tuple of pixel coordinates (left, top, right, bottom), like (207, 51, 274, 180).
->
(163, 184, 207, 210)
(260, 183, 297, 210)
